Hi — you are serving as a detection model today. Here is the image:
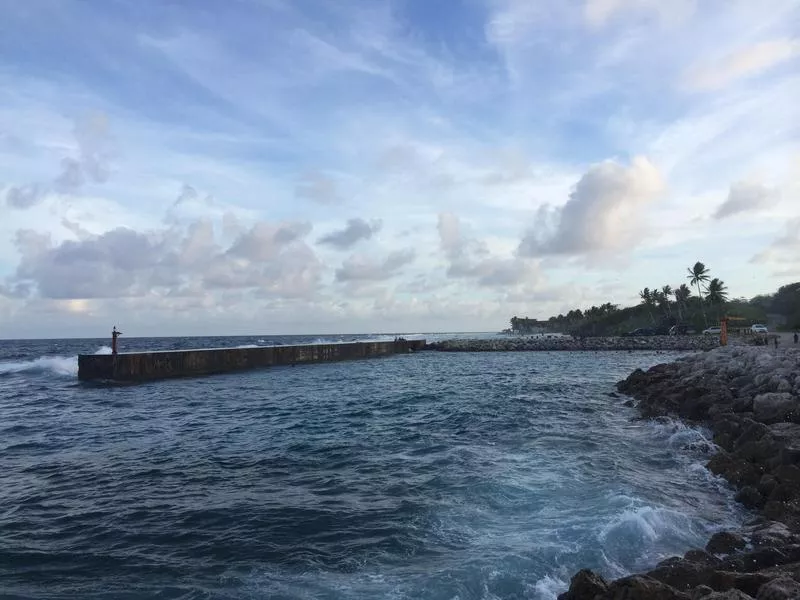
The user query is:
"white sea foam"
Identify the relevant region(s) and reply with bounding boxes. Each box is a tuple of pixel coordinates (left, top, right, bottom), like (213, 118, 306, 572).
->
(0, 345, 111, 377)
(532, 574, 567, 599)
(0, 355, 78, 377)
(646, 418, 715, 452)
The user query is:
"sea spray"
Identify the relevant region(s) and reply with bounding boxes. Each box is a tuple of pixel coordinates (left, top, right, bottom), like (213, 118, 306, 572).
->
(0, 355, 78, 377)
(0, 345, 114, 377)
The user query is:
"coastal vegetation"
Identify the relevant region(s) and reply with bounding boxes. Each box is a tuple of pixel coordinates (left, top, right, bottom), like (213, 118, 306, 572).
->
(509, 262, 799, 337)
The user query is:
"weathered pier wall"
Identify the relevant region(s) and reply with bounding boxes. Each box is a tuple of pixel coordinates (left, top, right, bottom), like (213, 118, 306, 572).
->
(78, 339, 426, 382)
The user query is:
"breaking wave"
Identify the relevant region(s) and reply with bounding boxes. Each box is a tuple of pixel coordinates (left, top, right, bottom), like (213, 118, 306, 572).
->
(0, 346, 112, 378)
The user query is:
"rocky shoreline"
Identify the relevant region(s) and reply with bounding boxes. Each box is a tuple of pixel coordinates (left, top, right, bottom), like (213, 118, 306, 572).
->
(559, 345, 800, 600)
(426, 335, 720, 352)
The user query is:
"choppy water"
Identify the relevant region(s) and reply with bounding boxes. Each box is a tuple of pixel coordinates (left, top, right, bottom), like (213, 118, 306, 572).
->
(0, 335, 747, 599)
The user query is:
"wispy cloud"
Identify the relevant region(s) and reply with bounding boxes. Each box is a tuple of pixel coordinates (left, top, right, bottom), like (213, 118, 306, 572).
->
(685, 39, 800, 91)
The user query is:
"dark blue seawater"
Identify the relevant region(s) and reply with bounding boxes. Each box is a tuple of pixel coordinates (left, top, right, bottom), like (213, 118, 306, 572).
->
(0, 335, 747, 599)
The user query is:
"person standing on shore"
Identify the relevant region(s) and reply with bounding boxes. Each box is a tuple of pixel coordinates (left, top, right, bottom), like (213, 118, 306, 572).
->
(795, 331, 798, 344)
(774, 336, 779, 349)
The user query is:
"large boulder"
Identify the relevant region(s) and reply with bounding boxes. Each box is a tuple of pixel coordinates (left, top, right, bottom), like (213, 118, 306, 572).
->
(755, 577, 800, 599)
(603, 575, 689, 599)
(702, 592, 755, 600)
(753, 393, 797, 424)
(746, 521, 799, 548)
(558, 569, 608, 599)
(706, 531, 747, 555)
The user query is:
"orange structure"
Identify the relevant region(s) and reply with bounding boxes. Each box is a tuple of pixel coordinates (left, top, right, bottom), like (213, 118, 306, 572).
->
(718, 316, 745, 346)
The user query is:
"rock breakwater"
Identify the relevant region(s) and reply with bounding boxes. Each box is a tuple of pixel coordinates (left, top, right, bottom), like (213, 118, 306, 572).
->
(426, 335, 719, 352)
(560, 345, 800, 600)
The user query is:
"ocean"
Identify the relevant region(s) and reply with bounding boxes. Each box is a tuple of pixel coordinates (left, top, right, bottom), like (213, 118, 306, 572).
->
(0, 335, 747, 599)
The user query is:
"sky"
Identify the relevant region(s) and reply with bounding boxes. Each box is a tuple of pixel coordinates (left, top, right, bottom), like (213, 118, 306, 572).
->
(0, 0, 798, 338)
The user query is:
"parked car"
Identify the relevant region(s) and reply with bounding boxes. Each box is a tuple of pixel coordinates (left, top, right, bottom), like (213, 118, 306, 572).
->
(625, 328, 655, 336)
(703, 326, 722, 335)
(751, 324, 769, 334)
(669, 324, 691, 336)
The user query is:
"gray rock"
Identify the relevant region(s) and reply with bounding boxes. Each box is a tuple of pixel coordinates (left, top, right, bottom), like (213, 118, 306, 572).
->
(706, 531, 746, 554)
(736, 485, 765, 508)
(692, 586, 714, 599)
(557, 569, 607, 599)
(747, 521, 796, 547)
(756, 577, 800, 600)
(604, 575, 690, 599)
(758, 474, 778, 497)
(753, 393, 796, 424)
(703, 592, 755, 600)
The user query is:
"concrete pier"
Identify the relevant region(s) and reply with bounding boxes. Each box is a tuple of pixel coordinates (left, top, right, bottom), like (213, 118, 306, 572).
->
(78, 339, 426, 382)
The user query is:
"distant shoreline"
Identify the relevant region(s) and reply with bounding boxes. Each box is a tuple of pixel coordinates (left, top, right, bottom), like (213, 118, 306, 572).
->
(426, 335, 720, 352)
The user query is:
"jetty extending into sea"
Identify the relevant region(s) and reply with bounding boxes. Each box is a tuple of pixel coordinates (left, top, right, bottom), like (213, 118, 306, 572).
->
(78, 338, 426, 382)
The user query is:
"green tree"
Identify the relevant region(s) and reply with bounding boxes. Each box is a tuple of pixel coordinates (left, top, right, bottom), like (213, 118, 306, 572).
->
(687, 261, 710, 326)
(639, 288, 655, 323)
(674, 284, 692, 321)
(661, 285, 673, 317)
(705, 278, 729, 320)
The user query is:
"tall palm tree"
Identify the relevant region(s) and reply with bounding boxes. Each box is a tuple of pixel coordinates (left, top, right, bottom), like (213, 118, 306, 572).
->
(652, 289, 667, 316)
(705, 278, 729, 320)
(687, 262, 710, 325)
(639, 288, 655, 323)
(661, 285, 673, 317)
(674, 284, 692, 321)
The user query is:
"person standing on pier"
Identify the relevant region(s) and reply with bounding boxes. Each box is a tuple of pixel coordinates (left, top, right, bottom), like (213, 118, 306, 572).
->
(112, 326, 122, 355)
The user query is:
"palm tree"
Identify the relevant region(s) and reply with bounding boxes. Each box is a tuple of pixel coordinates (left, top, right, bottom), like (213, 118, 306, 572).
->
(652, 289, 667, 316)
(687, 262, 710, 326)
(674, 284, 692, 321)
(661, 285, 673, 317)
(639, 288, 655, 323)
(705, 278, 729, 320)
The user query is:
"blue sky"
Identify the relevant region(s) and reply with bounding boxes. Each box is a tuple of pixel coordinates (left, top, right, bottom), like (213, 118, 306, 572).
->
(1, 0, 798, 337)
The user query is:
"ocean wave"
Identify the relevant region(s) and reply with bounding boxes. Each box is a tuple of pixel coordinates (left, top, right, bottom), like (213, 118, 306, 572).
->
(0, 346, 111, 378)
(646, 418, 715, 453)
(533, 574, 568, 600)
(0, 355, 78, 377)
(597, 504, 703, 576)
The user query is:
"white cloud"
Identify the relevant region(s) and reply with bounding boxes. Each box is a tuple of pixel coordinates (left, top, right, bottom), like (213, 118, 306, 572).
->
(5, 184, 43, 209)
(4, 112, 114, 208)
(318, 218, 382, 250)
(296, 172, 341, 204)
(685, 39, 800, 91)
(713, 181, 778, 220)
(5, 215, 322, 301)
(335, 249, 416, 282)
(583, 0, 696, 27)
(519, 157, 664, 257)
(751, 218, 800, 268)
(436, 212, 541, 289)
